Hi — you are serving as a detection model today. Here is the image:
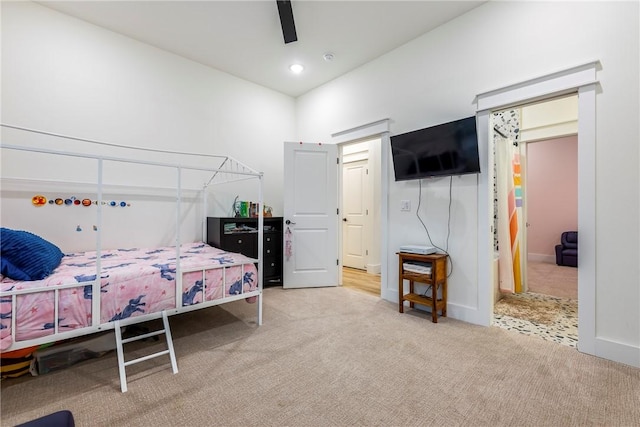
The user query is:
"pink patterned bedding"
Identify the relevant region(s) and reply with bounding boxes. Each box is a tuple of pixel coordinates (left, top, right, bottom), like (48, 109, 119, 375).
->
(0, 242, 258, 351)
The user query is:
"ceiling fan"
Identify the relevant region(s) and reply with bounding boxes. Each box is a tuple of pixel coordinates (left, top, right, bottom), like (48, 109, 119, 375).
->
(276, 0, 297, 44)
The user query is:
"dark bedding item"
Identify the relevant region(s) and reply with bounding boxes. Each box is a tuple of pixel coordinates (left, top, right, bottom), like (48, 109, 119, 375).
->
(16, 410, 75, 427)
(0, 228, 64, 281)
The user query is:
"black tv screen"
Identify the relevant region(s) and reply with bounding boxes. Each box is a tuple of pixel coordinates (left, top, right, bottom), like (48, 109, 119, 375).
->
(390, 116, 480, 181)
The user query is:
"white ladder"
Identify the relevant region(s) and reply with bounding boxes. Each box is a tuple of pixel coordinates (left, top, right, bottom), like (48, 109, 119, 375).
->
(114, 310, 178, 393)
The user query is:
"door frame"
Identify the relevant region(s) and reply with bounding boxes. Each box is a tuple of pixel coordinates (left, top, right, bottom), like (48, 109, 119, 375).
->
(332, 119, 389, 294)
(476, 61, 597, 357)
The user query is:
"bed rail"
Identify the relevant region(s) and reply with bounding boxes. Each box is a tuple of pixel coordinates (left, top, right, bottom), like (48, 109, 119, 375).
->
(0, 258, 261, 351)
(0, 125, 265, 367)
(1, 124, 261, 182)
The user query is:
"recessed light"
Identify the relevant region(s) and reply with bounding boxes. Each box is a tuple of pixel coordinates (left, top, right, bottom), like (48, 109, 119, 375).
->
(289, 64, 304, 74)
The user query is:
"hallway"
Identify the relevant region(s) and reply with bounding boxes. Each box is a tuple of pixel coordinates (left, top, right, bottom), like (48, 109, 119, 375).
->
(342, 267, 380, 297)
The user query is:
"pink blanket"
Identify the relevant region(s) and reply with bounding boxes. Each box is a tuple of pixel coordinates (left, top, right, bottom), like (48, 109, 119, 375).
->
(0, 242, 258, 351)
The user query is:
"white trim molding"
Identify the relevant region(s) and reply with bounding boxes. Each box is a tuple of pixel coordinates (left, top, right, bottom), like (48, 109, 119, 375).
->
(331, 119, 390, 144)
(332, 119, 390, 301)
(474, 62, 609, 363)
(475, 61, 599, 111)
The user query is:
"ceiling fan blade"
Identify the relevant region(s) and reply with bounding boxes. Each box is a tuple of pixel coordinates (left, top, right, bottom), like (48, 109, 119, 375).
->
(277, 0, 298, 44)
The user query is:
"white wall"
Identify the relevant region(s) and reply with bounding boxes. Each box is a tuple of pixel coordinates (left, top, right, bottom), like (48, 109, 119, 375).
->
(1, 2, 295, 250)
(296, 1, 639, 364)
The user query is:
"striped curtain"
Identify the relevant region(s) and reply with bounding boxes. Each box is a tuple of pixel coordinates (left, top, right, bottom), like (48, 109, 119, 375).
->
(496, 137, 523, 293)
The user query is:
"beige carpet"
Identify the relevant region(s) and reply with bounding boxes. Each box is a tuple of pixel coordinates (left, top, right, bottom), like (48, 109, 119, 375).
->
(2, 286, 639, 427)
(527, 260, 577, 300)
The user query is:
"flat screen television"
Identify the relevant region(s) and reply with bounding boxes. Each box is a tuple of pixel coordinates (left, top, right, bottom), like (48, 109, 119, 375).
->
(390, 116, 480, 181)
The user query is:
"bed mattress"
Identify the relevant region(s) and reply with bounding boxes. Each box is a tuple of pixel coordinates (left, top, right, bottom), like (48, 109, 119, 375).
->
(0, 242, 258, 351)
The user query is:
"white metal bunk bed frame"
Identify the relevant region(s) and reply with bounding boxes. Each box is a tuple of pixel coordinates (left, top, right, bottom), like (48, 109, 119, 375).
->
(0, 125, 265, 392)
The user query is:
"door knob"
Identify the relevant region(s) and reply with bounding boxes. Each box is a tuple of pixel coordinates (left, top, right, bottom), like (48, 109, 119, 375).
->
(343, 218, 348, 222)
(285, 219, 296, 225)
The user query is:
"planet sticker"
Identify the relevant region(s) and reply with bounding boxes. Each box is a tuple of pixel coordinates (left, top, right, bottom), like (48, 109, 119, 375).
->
(31, 195, 47, 206)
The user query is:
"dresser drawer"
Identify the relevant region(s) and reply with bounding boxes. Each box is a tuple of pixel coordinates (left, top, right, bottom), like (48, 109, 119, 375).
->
(263, 234, 281, 257)
(263, 256, 282, 279)
(222, 233, 256, 258)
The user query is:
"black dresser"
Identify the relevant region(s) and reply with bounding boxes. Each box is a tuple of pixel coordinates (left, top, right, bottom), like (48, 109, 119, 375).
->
(206, 217, 283, 286)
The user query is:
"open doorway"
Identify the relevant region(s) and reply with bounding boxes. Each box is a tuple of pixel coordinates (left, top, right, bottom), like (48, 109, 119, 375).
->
(476, 62, 597, 359)
(339, 137, 382, 297)
(525, 134, 578, 300)
(492, 95, 579, 347)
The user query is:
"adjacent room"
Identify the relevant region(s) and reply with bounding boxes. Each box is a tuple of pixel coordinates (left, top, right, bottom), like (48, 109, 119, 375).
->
(491, 96, 579, 347)
(2, 1, 639, 426)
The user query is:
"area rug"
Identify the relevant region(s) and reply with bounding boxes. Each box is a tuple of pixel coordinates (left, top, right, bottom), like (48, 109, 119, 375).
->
(495, 293, 559, 324)
(493, 292, 578, 347)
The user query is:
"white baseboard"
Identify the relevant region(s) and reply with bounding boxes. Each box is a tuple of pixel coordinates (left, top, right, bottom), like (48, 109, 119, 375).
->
(446, 302, 491, 326)
(591, 337, 640, 368)
(382, 288, 490, 326)
(366, 263, 381, 274)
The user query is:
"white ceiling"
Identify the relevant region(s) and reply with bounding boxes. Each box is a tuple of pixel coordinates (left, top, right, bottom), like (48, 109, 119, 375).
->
(39, 1, 486, 98)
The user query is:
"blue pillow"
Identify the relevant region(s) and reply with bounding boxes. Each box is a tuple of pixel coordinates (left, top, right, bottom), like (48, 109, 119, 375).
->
(0, 228, 64, 281)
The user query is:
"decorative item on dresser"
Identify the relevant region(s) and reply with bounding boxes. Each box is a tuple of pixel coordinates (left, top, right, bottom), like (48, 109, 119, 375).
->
(397, 252, 448, 323)
(207, 217, 283, 286)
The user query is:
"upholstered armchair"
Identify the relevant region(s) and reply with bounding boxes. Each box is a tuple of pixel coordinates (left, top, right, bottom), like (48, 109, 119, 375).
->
(555, 231, 578, 267)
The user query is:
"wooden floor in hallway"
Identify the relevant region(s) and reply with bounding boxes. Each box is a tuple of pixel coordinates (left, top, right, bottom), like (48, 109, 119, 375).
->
(342, 267, 380, 297)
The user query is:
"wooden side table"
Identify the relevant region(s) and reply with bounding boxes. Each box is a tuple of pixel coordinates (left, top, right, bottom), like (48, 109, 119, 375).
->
(398, 252, 448, 323)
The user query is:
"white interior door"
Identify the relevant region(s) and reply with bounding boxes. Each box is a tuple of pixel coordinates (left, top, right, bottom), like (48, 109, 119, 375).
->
(283, 142, 338, 288)
(342, 159, 368, 269)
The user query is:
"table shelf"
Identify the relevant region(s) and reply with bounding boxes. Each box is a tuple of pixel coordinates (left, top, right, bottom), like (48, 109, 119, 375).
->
(397, 252, 448, 323)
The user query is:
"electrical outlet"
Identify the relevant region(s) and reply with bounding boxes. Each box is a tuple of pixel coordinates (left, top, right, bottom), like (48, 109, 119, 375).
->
(400, 200, 411, 211)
